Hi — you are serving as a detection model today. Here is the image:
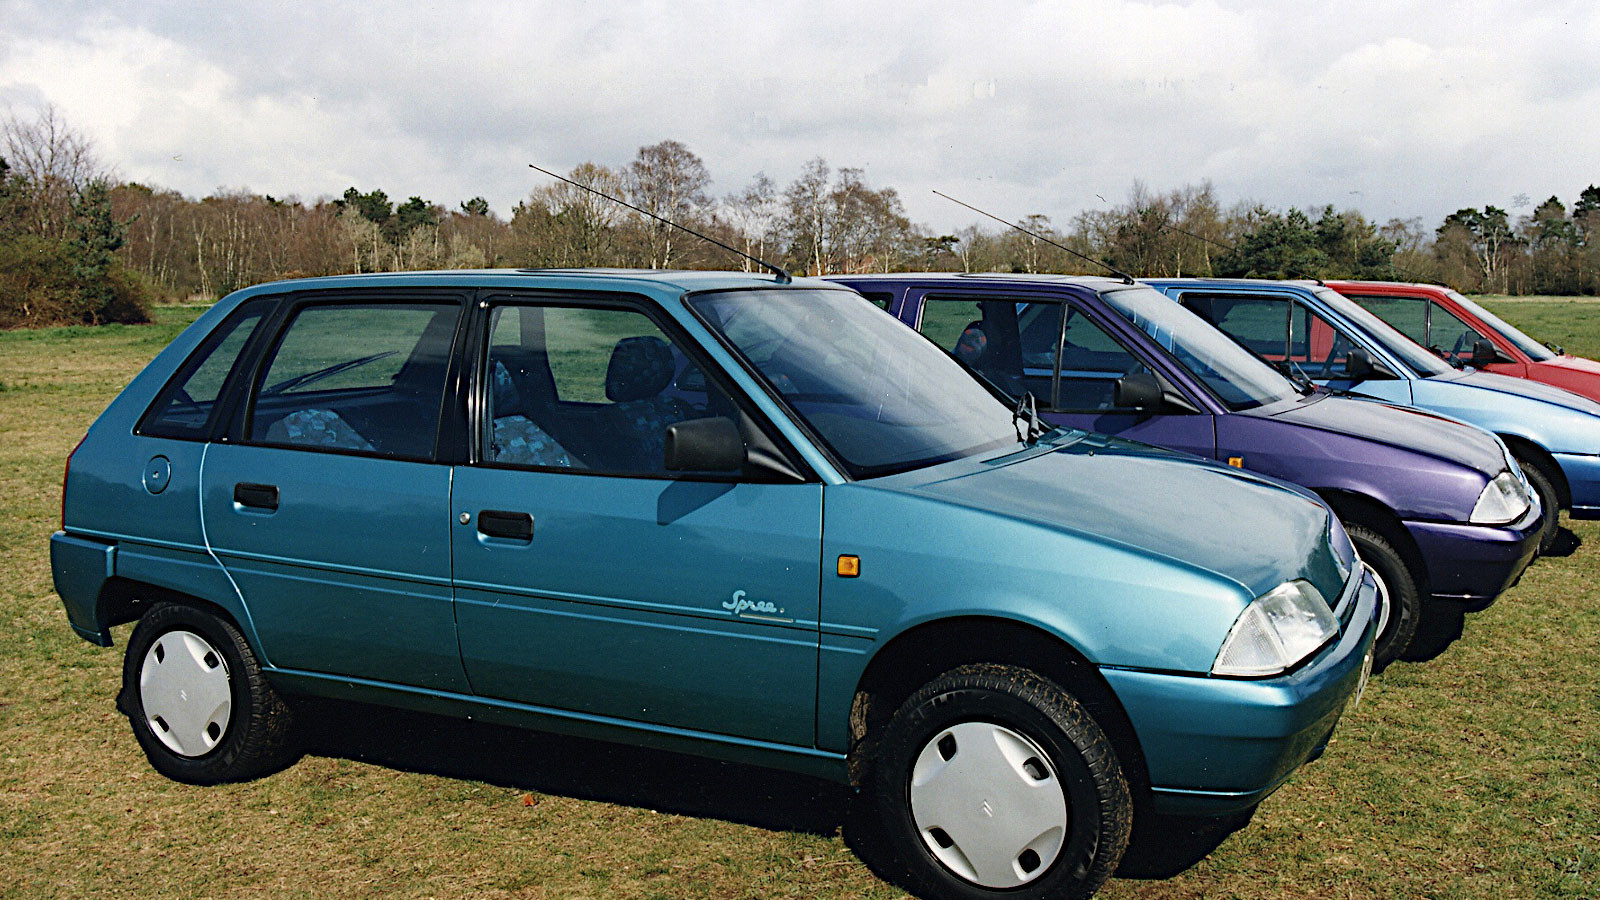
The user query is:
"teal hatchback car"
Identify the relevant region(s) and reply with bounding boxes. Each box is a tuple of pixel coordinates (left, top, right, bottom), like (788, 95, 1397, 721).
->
(53, 270, 1376, 899)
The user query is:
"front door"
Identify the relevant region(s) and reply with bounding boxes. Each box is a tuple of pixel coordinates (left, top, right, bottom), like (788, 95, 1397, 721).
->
(449, 298, 823, 747)
(200, 295, 469, 692)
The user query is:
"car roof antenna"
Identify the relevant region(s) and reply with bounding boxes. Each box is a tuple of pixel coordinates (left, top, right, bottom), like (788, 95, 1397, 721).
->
(529, 164, 792, 283)
(932, 190, 1135, 284)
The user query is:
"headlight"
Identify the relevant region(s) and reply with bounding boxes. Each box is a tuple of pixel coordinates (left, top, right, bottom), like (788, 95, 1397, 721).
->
(1212, 581, 1339, 677)
(1471, 470, 1530, 525)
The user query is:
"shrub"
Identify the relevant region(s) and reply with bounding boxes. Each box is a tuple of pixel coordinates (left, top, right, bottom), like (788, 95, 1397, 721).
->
(0, 236, 152, 328)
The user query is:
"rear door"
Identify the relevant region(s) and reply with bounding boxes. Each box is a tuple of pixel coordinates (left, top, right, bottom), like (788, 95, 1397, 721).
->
(449, 294, 823, 747)
(914, 293, 1216, 458)
(199, 293, 470, 692)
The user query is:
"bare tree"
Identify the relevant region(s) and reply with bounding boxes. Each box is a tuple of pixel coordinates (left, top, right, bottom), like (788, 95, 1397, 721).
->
(626, 140, 711, 269)
(2, 104, 105, 239)
(785, 158, 833, 275)
(722, 173, 782, 272)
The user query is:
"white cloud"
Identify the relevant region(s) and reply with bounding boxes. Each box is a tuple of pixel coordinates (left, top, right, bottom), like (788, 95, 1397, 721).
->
(2, 0, 1597, 230)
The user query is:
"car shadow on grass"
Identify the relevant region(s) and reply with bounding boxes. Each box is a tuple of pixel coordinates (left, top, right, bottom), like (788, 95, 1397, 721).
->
(293, 698, 851, 837)
(294, 697, 1235, 887)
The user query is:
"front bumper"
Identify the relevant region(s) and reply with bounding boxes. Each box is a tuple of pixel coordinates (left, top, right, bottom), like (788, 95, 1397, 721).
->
(1403, 505, 1542, 610)
(1553, 452, 1600, 520)
(1101, 568, 1378, 816)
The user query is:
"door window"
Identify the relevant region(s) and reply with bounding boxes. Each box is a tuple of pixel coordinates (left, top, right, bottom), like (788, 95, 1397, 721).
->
(247, 302, 461, 459)
(918, 298, 1059, 402)
(1288, 303, 1366, 379)
(1426, 303, 1485, 364)
(1349, 295, 1427, 345)
(481, 303, 737, 476)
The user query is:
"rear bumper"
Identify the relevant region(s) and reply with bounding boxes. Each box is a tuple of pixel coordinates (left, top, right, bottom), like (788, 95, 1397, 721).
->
(1554, 452, 1600, 519)
(1102, 569, 1378, 816)
(1403, 510, 1541, 608)
(50, 531, 116, 646)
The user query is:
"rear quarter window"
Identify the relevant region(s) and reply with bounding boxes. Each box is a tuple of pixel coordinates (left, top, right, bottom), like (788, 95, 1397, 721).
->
(137, 299, 275, 440)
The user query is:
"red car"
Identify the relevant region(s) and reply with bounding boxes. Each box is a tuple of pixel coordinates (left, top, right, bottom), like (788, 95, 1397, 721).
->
(1328, 281, 1600, 404)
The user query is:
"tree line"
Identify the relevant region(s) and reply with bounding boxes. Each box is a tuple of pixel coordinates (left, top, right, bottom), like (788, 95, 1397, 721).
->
(3, 106, 1598, 329)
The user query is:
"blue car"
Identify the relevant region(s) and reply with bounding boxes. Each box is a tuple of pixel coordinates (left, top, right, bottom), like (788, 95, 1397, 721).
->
(53, 269, 1376, 899)
(1144, 278, 1600, 554)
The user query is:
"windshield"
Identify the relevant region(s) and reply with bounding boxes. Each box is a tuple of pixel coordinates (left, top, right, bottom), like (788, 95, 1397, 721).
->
(1098, 285, 1301, 410)
(1445, 290, 1558, 361)
(687, 288, 1024, 478)
(1313, 287, 1454, 376)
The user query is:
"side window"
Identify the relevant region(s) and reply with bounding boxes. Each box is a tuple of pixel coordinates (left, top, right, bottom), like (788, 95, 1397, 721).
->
(918, 298, 1057, 401)
(1056, 307, 1151, 411)
(1427, 303, 1485, 364)
(1182, 293, 1291, 359)
(481, 303, 736, 476)
(247, 302, 460, 459)
(138, 299, 272, 440)
(1349, 295, 1426, 345)
(857, 291, 893, 311)
(1290, 303, 1364, 379)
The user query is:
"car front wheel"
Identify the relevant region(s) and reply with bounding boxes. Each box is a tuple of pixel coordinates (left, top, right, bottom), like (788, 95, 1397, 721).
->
(868, 663, 1131, 900)
(120, 602, 297, 784)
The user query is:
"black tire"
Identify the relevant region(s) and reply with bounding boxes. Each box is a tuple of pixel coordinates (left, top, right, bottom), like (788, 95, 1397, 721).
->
(865, 663, 1131, 900)
(120, 602, 298, 784)
(1345, 523, 1421, 673)
(1514, 455, 1560, 555)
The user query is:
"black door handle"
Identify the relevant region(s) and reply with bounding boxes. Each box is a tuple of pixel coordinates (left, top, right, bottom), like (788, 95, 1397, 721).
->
(234, 482, 279, 511)
(477, 509, 533, 541)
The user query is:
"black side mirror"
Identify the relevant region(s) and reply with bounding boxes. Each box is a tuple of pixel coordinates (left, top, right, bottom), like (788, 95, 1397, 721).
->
(664, 417, 746, 472)
(1544, 340, 1565, 356)
(1343, 348, 1397, 382)
(1471, 339, 1503, 367)
(1114, 371, 1163, 409)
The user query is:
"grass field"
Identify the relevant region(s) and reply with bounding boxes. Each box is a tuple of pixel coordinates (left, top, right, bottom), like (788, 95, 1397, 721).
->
(1, 299, 1597, 899)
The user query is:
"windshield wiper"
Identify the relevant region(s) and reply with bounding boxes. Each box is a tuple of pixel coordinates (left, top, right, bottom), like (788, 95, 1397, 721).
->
(1013, 391, 1043, 445)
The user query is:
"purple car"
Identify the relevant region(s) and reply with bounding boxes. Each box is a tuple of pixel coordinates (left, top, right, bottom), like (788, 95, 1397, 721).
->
(828, 273, 1543, 669)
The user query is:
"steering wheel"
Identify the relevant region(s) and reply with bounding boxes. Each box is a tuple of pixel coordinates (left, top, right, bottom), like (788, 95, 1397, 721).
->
(1448, 331, 1469, 364)
(1319, 333, 1352, 379)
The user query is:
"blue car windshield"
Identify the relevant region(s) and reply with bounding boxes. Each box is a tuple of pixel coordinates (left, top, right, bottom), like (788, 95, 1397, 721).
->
(1311, 287, 1454, 376)
(688, 288, 1025, 478)
(1098, 285, 1300, 410)
(1446, 290, 1557, 361)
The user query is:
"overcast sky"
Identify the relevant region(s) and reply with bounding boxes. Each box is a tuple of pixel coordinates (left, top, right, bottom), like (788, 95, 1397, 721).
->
(2, 0, 1597, 232)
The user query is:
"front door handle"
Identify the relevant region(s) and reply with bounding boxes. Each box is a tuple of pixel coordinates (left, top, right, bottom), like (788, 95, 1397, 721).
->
(477, 509, 533, 541)
(234, 482, 279, 511)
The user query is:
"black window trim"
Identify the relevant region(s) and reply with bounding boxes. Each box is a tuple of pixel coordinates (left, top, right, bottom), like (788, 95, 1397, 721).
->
(466, 288, 819, 484)
(223, 288, 474, 465)
(134, 296, 285, 443)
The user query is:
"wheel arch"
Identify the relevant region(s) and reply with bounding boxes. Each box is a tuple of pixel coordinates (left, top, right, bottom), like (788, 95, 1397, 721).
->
(1313, 488, 1430, 597)
(1497, 433, 1570, 511)
(847, 615, 1151, 803)
(96, 577, 257, 652)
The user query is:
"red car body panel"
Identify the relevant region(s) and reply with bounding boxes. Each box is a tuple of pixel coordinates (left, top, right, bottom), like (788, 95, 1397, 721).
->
(1326, 281, 1600, 404)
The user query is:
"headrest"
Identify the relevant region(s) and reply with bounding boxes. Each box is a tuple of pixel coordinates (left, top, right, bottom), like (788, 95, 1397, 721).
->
(954, 323, 988, 365)
(490, 360, 521, 414)
(605, 336, 676, 403)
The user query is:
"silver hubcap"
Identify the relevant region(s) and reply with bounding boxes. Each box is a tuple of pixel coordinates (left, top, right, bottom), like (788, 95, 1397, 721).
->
(909, 722, 1068, 888)
(139, 630, 233, 757)
(1365, 562, 1392, 642)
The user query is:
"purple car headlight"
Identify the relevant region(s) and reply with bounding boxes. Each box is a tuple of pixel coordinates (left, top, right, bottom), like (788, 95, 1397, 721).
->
(1470, 470, 1531, 525)
(1212, 580, 1339, 677)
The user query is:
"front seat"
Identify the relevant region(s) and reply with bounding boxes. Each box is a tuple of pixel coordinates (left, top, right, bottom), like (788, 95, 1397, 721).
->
(599, 336, 692, 472)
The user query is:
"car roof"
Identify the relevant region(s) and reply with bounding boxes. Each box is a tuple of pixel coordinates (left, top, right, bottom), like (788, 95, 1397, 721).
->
(1140, 277, 1326, 291)
(223, 268, 841, 300)
(830, 272, 1130, 289)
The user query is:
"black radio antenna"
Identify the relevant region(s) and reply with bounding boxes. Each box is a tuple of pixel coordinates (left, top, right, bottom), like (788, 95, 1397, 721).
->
(529, 163, 792, 283)
(933, 190, 1134, 284)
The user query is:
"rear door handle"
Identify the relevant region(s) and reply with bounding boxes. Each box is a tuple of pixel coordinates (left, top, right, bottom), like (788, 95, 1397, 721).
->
(477, 509, 533, 541)
(234, 482, 279, 511)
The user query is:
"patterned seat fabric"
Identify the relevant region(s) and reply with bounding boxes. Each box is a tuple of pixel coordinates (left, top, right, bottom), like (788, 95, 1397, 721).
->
(264, 409, 374, 451)
(491, 415, 578, 468)
(602, 336, 692, 472)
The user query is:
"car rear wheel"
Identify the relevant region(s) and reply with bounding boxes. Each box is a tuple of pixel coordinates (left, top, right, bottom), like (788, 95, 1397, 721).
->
(867, 663, 1131, 900)
(1344, 524, 1419, 672)
(121, 602, 297, 784)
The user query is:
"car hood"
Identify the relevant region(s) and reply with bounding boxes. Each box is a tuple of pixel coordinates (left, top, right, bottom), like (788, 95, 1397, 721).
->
(1538, 355, 1600, 379)
(884, 432, 1350, 601)
(1442, 369, 1600, 415)
(1268, 393, 1506, 477)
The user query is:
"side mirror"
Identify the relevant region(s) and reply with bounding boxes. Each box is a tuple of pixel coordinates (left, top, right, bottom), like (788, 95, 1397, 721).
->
(1544, 340, 1566, 356)
(1471, 339, 1504, 368)
(1114, 371, 1163, 409)
(664, 417, 746, 472)
(1343, 348, 1397, 382)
